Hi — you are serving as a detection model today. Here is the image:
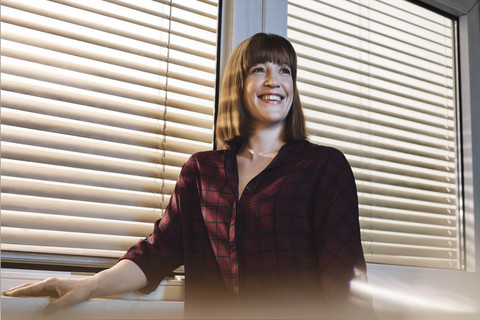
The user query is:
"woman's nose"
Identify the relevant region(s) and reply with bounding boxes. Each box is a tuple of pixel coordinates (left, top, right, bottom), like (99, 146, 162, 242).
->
(264, 71, 279, 87)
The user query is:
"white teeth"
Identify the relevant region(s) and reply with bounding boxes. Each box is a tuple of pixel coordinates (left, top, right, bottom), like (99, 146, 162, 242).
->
(261, 95, 282, 101)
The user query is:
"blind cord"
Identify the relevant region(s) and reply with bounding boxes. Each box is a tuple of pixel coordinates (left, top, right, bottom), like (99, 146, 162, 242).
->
(158, 0, 174, 219)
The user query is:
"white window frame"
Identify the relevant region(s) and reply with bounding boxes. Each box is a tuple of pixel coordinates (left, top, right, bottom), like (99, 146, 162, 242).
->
(220, 0, 480, 317)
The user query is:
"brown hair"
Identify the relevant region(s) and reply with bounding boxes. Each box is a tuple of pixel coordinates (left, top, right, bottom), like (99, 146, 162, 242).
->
(215, 33, 306, 150)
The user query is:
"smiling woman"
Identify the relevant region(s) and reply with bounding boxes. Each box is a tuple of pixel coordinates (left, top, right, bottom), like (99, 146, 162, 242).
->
(216, 32, 306, 151)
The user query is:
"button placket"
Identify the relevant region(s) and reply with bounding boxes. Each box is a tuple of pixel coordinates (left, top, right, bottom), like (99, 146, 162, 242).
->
(229, 200, 239, 296)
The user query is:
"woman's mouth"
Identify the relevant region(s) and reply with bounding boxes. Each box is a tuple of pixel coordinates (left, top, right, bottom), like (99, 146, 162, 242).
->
(260, 95, 283, 101)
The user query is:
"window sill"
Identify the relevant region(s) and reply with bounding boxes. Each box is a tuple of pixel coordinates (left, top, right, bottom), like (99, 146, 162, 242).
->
(1, 268, 185, 320)
(1, 296, 184, 320)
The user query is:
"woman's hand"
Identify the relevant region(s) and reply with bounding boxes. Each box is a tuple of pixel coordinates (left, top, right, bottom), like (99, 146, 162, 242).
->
(2, 260, 147, 315)
(3, 276, 94, 315)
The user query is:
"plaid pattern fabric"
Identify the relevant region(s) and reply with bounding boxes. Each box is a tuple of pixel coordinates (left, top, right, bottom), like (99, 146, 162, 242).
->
(121, 139, 366, 313)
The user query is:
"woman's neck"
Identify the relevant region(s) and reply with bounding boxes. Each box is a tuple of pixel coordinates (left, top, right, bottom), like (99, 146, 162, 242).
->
(240, 126, 285, 160)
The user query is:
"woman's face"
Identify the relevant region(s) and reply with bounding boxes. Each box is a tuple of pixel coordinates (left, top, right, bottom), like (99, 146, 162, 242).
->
(242, 61, 294, 129)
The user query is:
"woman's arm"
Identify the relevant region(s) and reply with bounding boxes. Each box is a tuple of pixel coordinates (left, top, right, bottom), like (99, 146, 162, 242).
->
(312, 148, 365, 301)
(3, 259, 147, 315)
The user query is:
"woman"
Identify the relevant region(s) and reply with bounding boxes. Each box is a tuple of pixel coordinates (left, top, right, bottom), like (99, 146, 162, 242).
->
(3, 33, 372, 319)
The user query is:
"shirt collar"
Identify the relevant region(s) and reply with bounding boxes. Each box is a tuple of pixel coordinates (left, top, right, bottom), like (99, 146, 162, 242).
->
(225, 140, 305, 170)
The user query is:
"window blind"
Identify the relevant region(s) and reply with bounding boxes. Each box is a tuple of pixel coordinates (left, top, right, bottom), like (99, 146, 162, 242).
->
(1, 0, 219, 269)
(288, 0, 461, 269)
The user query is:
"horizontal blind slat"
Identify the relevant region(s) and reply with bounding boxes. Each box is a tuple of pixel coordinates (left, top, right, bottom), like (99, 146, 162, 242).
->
(2, 107, 213, 145)
(291, 0, 451, 47)
(1, 40, 215, 89)
(288, 27, 451, 80)
(304, 109, 454, 147)
(2, 210, 153, 237)
(361, 230, 456, 248)
(1, 193, 162, 222)
(356, 180, 455, 204)
(2, 124, 210, 158)
(365, 254, 458, 269)
(1, 92, 213, 135)
(2, 21, 215, 75)
(289, 33, 452, 88)
(302, 100, 454, 138)
(109, 0, 218, 33)
(1, 74, 214, 116)
(2, 227, 140, 251)
(2, 1, 217, 59)
(1, 244, 125, 260)
(296, 55, 453, 101)
(358, 193, 455, 215)
(297, 63, 453, 107)
(305, 117, 455, 152)
(2, 127, 191, 168)
(372, 0, 450, 27)
(362, 242, 456, 259)
(1, 16, 216, 73)
(2, 177, 166, 208)
(2, 57, 215, 102)
(353, 170, 455, 195)
(349, 155, 456, 183)
(1, 141, 182, 181)
(360, 217, 456, 237)
(309, 135, 454, 172)
(153, 0, 218, 19)
(52, 0, 217, 43)
(308, 126, 454, 164)
(359, 205, 456, 226)
(288, 9, 452, 67)
(301, 96, 454, 130)
(297, 76, 453, 116)
(1, 159, 177, 195)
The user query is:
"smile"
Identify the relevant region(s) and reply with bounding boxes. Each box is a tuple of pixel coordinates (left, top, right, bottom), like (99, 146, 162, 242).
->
(260, 95, 283, 101)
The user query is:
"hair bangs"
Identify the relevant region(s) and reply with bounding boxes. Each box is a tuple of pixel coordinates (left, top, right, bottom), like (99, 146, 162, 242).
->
(242, 34, 297, 78)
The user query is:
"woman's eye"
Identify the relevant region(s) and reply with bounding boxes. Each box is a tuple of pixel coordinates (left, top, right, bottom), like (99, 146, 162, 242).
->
(251, 67, 265, 73)
(280, 68, 291, 75)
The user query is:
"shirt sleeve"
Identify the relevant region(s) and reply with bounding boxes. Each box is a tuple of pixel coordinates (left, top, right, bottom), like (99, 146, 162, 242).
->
(119, 156, 199, 294)
(312, 147, 366, 303)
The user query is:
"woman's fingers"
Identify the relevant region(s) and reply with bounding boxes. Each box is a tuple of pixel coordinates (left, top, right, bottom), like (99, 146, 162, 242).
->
(3, 277, 90, 315)
(3, 282, 33, 295)
(3, 281, 53, 297)
(3, 277, 74, 298)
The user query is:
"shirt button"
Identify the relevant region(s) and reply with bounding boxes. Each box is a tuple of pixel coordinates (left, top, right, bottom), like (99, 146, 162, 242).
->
(245, 185, 251, 191)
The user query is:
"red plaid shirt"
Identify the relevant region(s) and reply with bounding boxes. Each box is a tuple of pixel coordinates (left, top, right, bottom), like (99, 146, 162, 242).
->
(121, 140, 366, 316)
